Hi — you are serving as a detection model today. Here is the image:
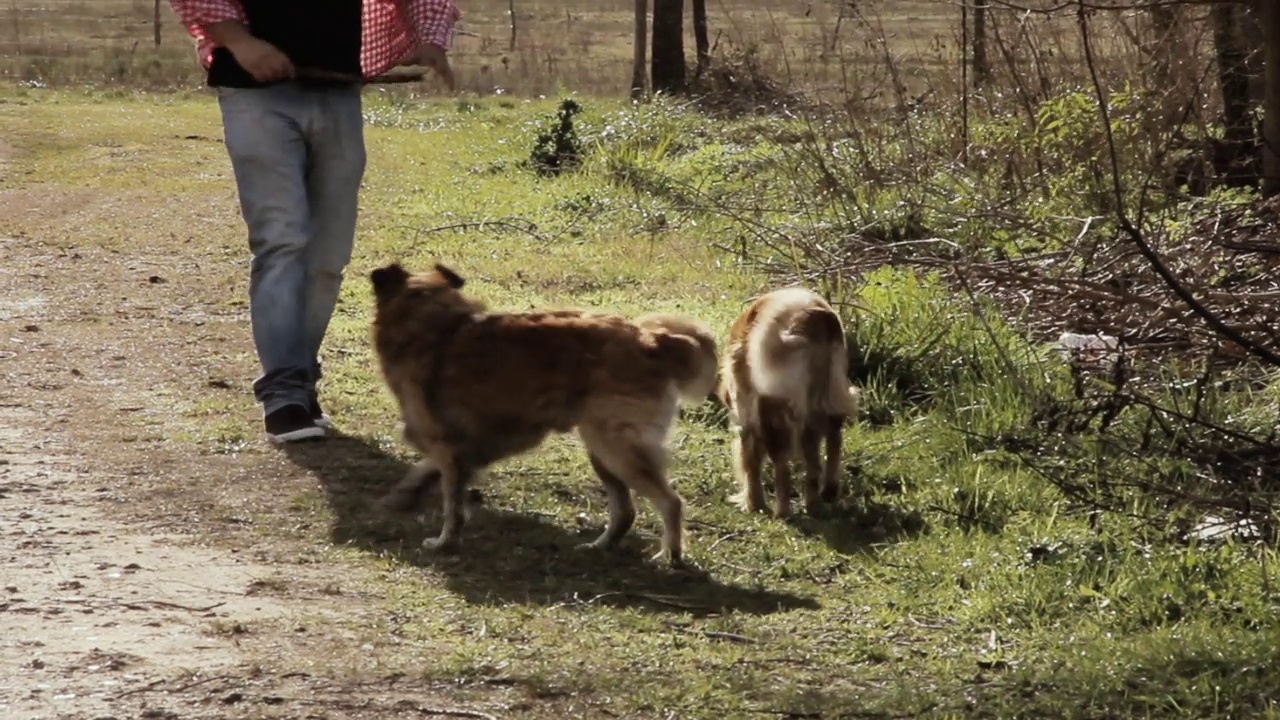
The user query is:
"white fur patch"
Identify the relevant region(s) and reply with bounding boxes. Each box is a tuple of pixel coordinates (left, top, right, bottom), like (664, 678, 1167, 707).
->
(744, 287, 827, 409)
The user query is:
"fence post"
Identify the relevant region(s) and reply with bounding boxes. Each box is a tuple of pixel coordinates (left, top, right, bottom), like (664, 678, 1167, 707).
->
(154, 0, 162, 47)
(508, 0, 517, 51)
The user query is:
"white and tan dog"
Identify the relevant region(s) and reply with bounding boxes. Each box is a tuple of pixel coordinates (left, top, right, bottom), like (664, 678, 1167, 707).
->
(716, 288, 860, 518)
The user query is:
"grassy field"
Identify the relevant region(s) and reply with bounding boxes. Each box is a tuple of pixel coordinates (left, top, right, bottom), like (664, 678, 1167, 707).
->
(2, 79, 1277, 719)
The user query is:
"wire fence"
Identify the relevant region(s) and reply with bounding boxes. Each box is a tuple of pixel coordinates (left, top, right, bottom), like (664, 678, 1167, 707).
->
(0, 0, 970, 94)
(2, 0, 206, 85)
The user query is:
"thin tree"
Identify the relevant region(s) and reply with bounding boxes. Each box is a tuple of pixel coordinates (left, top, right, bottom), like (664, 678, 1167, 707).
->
(1146, 2, 1186, 128)
(1243, 0, 1265, 106)
(692, 0, 709, 76)
(651, 0, 685, 94)
(1263, 0, 1280, 196)
(1212, 1, 1256, 188)
(972, 0, 990, 87)
(508, 0, 517, 52)
(631, 0, 647, 99)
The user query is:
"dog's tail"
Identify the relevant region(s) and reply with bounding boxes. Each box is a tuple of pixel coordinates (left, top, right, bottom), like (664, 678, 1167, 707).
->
(781, 305, 859, 418)
(635, 313, 720, 403)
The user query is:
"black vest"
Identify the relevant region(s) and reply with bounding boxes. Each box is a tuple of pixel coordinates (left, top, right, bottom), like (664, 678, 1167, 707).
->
(207, 0, 362, 88)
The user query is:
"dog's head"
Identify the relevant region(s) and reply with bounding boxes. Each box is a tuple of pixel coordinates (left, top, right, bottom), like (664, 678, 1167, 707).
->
(370, 261, 470, 311)
(370, 263, 411, 304)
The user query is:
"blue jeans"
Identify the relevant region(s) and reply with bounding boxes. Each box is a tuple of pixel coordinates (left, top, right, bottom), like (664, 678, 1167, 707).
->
(217, 83, 367, 415)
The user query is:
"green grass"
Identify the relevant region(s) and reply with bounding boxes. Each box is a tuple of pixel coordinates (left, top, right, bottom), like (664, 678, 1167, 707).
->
(1, 85, 1278, 719)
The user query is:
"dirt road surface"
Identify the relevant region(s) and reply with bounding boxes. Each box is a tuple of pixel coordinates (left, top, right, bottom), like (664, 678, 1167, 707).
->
(0, 108, 510, 720)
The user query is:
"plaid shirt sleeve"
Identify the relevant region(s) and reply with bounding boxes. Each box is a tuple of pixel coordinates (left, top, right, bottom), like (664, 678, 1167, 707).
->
(168, 0, 246, 68)
(403, 0, 461, 51)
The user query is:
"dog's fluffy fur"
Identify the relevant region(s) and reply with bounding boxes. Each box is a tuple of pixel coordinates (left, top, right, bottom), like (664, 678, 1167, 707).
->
(369, 262, 718, 566)
(716, 287, 860, 518)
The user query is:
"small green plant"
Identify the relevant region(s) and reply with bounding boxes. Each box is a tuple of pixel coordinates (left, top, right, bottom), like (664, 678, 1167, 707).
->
(527, 98, 585, 177)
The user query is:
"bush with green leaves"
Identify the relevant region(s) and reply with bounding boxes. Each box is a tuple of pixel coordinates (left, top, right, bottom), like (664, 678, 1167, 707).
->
(526, 98, 586, 177)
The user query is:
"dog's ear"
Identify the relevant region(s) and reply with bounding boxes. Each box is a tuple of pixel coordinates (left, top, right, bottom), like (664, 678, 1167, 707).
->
(434, 263, 465, 289)
(370, 263, 410, 300)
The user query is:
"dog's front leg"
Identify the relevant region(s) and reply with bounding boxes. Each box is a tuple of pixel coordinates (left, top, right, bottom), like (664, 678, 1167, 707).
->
(422, 458, 470, 552)
(379, 458, 439, 514)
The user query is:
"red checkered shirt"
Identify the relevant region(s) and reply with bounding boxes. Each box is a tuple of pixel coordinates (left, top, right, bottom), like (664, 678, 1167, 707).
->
(169, 0, 461, 80)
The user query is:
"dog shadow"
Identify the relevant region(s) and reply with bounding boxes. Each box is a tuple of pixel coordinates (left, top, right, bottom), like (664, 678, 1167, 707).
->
(772, 468, 929, 556)
(787, 498, 927, 556)
(282, 434, 820, 617)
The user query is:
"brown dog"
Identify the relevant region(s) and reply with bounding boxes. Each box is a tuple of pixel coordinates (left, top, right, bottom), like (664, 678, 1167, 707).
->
(369, 262, 718, 567)
(717, 287, 860, 518)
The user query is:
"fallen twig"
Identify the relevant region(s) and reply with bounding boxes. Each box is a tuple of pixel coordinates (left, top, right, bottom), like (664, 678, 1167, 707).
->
(698, 630, 757, 644)
(120, 599, 227, 613)
(170, 674, 236, 693)
(112, 678, 165, 700)
(626, 592, 713, 610)
(404, 219, 549, 244)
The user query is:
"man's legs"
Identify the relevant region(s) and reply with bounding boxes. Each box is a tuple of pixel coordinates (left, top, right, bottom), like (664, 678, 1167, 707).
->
(218, 85, 324, 443)
(301, 85, 366, 426)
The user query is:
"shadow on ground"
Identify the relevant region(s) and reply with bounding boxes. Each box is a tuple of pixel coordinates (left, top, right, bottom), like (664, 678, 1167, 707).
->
(741, 464, 928, 556)
(283, 434, 820, 617)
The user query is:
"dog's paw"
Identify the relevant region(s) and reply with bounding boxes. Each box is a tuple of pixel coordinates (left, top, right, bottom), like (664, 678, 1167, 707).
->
(576, 537, 615, 552)
(674, 562, 709, 579)
(377, 488, 418, 514)
(733, 493, 768, 514)
(421, 535, 461, 553)
(655, 551, 707, 577)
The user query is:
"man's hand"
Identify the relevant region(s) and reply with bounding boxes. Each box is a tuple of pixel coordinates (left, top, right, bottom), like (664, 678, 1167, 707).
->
(400, 44, 455, 91)
(229, 36, 295, 83)
(206, 20, 294, 83)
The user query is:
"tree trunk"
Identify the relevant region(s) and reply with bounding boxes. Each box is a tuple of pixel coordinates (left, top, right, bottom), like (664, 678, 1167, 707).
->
(1148, 4, 1176, 83)
(692, 0, 709, 76)
(651, 0, 685, 94)
(1242, 0, 1265, 108)
(631, 0, 647, 99)
(1213, 7, 1254, 133)
(1147, 3, 1187, 128)
(1213, 2, 1256, 188)
(1263, 0, 1280, 196)
(972, 0, 990, 87)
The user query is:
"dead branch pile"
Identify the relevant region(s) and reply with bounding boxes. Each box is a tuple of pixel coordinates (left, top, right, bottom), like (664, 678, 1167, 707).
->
(686, 45, 806, 118)
(835, 196, 1280, 366)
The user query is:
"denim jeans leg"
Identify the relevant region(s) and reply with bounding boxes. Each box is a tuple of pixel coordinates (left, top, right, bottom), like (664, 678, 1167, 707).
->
(218, 86, 314, 415)
(303, 86, 367, 391)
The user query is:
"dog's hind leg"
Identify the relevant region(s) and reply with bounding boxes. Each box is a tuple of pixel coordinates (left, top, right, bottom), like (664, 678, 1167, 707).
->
(422, 456, 473, 552)
(633, 455, 687, 567)
(581, 424, 687, 568)
(821, 413, 845, 503)
(731, 426, 768, 514)
(758, 397, 796, 519)
(800, 419, 824, 515)
(631, 458, 687, 568)
(581, 453, 637, 550)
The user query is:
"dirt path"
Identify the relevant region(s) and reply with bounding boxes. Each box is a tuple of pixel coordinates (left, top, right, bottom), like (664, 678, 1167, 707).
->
(0, 405, 295, 718)
(0, 129, 509, 719)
